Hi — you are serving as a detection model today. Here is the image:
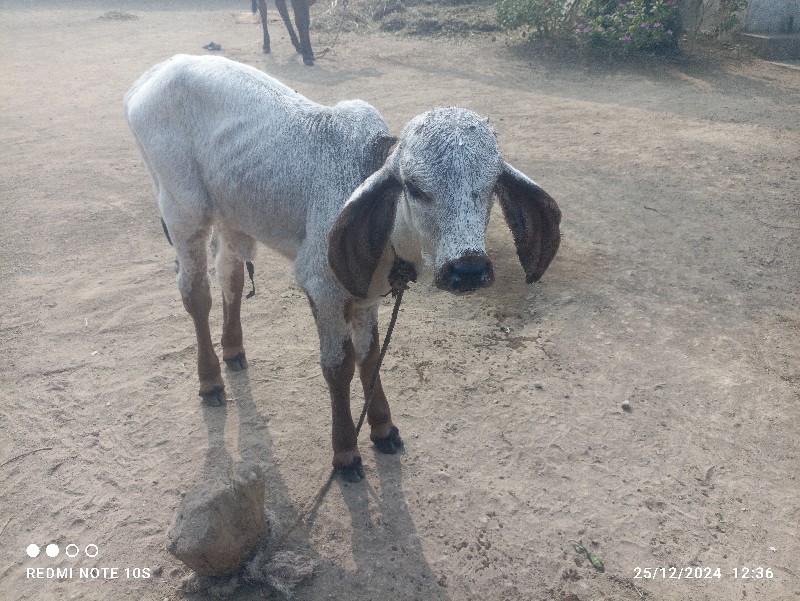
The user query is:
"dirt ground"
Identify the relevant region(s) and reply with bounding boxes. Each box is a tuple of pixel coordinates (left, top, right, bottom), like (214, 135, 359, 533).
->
(1, 1, 799, 600)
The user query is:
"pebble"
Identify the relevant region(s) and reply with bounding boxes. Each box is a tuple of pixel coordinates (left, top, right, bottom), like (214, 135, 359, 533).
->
(621, 401, 632, 413)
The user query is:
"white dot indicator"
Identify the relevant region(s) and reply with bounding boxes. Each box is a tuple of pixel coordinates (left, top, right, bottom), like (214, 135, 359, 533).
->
(66, 544, 79, 558)
(85, 544, 99, 558)
(26, 544, 40, 558)
(46, 544, 60, 558)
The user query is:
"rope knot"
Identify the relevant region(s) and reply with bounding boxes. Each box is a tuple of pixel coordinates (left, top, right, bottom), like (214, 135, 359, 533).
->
(388, 258, 417, 298)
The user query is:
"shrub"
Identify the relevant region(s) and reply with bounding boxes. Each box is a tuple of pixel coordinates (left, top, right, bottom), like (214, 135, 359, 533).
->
(497, 0, 569, 37)
(575, 0, 680, 52)
(497, 0, 681, 53)
(681, 0, 749, 48)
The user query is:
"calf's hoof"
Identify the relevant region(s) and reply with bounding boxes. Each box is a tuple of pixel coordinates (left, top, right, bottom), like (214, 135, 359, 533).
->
(303, 55, 315, 66)
(336, 457, 365, 483)
(224, 352, 248, 372)
(372, 425, 404, 455)
(263, 45, 271, 54)
(200, 384, 226, 407)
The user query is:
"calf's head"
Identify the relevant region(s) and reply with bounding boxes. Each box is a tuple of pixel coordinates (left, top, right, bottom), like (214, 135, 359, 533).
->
(329, 107, 561, 299)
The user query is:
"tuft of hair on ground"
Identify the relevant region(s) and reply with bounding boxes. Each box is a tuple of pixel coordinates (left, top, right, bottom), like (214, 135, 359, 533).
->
(246, 548, 318, 598)
(97, 10, 138, 22)
(179, 510, 317, 599)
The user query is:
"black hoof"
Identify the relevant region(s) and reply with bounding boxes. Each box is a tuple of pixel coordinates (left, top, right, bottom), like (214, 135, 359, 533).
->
(263, 45, 271, 54)
(201, 385, 226, 407)
(303, 56, 315, 66)
(224, 352, 248, 372)
(373, 426, 404, 455)
(337, 457, 365, 483)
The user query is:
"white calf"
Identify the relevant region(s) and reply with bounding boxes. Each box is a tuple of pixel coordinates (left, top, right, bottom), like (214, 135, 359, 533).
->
(124, 55, 561, 481)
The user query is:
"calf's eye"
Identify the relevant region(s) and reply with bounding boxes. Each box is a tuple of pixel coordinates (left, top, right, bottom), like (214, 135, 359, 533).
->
(404, 180, 428, 201)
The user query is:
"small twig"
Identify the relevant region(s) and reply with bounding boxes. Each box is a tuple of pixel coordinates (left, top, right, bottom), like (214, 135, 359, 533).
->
(0, 447, 53, 468)
(0, 517, 11, 536)
(644, 205, 666, 216)
(755, 217, 800, 231)
(297, 371, 323, 380)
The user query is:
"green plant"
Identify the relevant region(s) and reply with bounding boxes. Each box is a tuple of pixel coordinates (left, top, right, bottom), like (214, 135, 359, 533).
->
(681, 0, 749, 50)
(714, 0, 749, 34)
(498, 0, 681, 52)
(497, 0, 569, 37)
(574, 0, 680, 52)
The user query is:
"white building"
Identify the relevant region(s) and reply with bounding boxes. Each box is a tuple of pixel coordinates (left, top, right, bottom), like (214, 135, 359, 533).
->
(745, 0, 799, 33)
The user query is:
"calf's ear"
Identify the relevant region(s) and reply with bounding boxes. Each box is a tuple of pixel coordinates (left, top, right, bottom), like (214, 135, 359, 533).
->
(495, 162, 562, 283)
(328, 167, 403, 299)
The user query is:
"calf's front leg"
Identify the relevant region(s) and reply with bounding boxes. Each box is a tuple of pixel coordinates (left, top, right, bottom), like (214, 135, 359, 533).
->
(309, 296, 364, 482)
(324, 338, 363, 482)
(351, 307, 403, 454)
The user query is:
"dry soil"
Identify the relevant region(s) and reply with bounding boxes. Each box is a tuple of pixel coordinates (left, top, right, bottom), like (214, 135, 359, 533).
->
(1, 1, 799, 600)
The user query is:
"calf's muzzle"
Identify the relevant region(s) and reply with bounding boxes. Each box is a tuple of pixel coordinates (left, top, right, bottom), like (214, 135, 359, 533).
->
(435, 254, 494, 294)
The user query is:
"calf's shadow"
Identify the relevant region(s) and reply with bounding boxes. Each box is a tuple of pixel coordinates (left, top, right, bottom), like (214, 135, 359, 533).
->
(196, 368, 451, 600)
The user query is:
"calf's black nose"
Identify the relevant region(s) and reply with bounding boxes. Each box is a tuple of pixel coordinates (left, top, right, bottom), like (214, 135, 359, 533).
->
(437, 256, 494, 293)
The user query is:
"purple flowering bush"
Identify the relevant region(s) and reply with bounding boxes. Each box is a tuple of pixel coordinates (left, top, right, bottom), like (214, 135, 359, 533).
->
(498, 0, 681, 53)
(576, 0, 680, 51)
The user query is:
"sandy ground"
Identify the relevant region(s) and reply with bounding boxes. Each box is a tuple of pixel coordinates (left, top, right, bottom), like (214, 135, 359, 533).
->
(1, 1, 799, 600)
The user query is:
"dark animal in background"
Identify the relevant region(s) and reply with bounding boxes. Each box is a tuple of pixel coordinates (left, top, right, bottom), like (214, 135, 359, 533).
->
(252, 0, 317, 66)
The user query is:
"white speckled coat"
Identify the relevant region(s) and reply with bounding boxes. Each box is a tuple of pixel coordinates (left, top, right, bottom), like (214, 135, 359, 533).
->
(124, 55, 561, 481)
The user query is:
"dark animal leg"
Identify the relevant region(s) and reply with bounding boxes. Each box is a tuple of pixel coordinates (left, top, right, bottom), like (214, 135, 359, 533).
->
(275, 0, 302, 54)
(257, 0, 271, 54)
(291, 0, 315, 66)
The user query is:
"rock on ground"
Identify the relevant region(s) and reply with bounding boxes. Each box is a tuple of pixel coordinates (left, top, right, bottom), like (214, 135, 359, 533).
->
(167, 462, 269, 576)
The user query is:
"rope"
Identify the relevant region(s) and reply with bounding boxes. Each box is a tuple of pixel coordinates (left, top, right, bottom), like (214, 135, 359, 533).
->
(276, 257, 416, 543)
(354, 257, 416, 437)
(315, 0, 350, 60)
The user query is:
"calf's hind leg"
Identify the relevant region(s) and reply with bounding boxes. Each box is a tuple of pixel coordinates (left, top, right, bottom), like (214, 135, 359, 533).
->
(214, 229, 252, 372)
(173, 228, 225, 406)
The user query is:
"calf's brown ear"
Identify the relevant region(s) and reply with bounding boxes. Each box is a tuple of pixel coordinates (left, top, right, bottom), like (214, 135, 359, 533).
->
(495, 162, 561, 283)
(328, 167, 403, 299)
